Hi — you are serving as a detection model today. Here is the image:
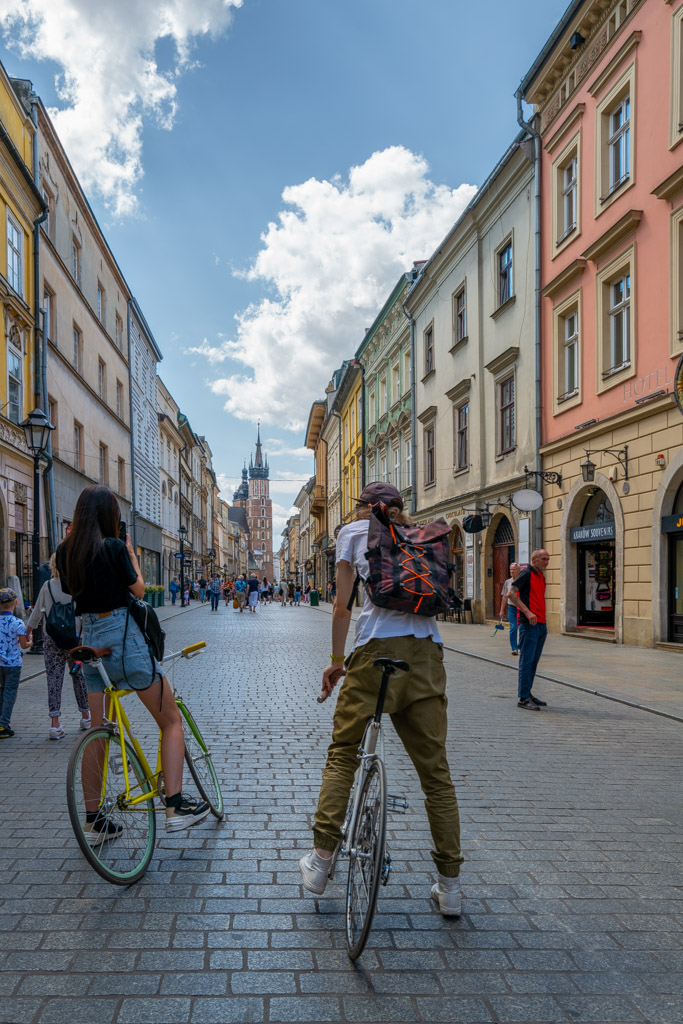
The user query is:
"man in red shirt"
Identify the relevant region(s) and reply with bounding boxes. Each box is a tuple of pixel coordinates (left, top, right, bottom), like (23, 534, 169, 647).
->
(508, 549, 550, 711)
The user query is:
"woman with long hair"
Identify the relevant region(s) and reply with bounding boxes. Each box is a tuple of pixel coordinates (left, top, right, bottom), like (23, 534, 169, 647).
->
(57, 485, 209, 842)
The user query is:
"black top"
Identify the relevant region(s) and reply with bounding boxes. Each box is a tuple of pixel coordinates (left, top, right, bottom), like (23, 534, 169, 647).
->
(57, 537, 138, 614)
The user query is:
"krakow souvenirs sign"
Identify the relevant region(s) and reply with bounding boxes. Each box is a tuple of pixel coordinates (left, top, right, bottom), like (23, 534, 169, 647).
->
(570, 522, 616, 543)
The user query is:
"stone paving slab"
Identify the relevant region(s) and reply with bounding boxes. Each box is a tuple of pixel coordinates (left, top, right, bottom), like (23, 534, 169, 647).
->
(0, 600, 681, 1023)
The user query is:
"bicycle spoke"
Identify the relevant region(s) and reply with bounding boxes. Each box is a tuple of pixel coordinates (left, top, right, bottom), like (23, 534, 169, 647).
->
(345, 759, 387, 960)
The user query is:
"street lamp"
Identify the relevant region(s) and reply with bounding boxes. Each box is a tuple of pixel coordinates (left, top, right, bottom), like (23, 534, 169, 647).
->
(20, 408, 54, 606)
(208, 547, 216, 577)
(178, 524, 188, 606)
(580, 446, 628, 483)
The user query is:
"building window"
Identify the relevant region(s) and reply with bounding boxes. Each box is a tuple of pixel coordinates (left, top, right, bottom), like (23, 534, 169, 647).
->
(404, 434, 412, 489)
(72, 324, 83, 374)
(115, 313, 124, 351)
(453, 286, 466, 345)
(71, 235, 82, 286)
(42, 185, 54, 240)
(596, 64, 635, 213)
(455, 402, 468, 472)
(99, 443, 108, 485)
(379, 376, 387, 416)
(608, 273, 631, 371)
(380, 454, 388, 483)
(43, 284, 55, 343)
(403, 349, 410, 394)
(424, 423, 435, 486)
(368, 456, 376, 482)
(498, 241, 513, 306)
(563, 309, 579, 398)
(48, 397, 58, 454)
(73, 421, 83, 472)
(393, 444, 401, 490)
(498, 376, 515, 454)
(97, 282, 106, 323)
(671, 3, 683, 149)
(98, 359, 106, 400)
(424, 324, 434, 375)
(552, 133, 581, 253)
(562, 157, 578, 238)
(116, 380, 123, 418)
(117, 458, 125, 495)
(7, 347, 22, 424)
(6, 212, 22, 296)
(392, 363, 400, 405)
(553, 291, 582, 411)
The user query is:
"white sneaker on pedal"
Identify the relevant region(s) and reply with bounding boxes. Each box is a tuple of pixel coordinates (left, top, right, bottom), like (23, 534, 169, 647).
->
(299, 849, 332, 895)
(431, 874, 462, 916)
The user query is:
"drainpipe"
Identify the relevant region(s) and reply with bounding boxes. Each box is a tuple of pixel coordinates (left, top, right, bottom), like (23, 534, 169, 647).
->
(126, 300, 138, 549)
(516, 87, 543, 552)
(29, 94, 56, 551)
(401, 293, 418, 516)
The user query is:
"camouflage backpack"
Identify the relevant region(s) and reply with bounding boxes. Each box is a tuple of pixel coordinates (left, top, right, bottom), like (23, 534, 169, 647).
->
(349, 503, 451, 617)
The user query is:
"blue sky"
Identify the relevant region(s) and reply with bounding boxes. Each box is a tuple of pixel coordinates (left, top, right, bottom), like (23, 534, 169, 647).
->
(0, 0, 568, 540)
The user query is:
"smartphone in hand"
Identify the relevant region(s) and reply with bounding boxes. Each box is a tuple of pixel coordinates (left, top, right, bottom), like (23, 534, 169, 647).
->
(118, 521, 127, 542)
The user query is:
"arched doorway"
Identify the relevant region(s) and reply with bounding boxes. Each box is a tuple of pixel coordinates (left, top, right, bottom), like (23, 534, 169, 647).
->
(576, 490, 615, 630)
(492, 516, 515, 618)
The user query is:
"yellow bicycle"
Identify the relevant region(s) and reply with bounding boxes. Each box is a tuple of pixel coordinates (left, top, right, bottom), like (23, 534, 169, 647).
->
(65, 641, 223, 885)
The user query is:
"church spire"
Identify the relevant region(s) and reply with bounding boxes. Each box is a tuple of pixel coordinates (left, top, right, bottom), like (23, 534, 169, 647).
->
(254, 421, 263, 468)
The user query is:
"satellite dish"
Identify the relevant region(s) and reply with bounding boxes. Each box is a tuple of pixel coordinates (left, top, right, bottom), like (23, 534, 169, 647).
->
(512, 488, 544, 512)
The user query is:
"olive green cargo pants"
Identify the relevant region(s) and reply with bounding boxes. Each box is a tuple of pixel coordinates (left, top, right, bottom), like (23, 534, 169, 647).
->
(312, 636, 463, 877)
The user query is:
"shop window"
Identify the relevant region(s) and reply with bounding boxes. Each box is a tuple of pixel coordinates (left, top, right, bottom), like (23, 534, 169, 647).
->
(596, 64, 635, 215)
(597, 246, 635, 391)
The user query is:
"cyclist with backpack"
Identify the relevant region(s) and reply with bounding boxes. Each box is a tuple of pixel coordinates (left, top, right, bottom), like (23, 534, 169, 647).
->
(57, 485, 209, 841)
(299, 482, 463, 915)
(26, 553, 90, 740)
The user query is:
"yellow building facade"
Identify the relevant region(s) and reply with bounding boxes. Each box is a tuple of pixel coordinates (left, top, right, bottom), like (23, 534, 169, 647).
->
(0, 69, 45, 596)
(339, 362, 363, 524)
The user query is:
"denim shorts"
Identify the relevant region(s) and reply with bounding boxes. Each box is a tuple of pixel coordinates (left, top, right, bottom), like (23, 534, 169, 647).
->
(80, 607, 163, 693)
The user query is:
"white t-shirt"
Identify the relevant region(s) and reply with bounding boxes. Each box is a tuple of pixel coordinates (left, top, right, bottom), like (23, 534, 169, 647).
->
(336, 519, 442, 651)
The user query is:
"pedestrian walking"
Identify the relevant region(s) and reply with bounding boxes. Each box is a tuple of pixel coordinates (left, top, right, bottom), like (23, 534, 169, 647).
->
(0, 587, 33, 738)
(246, 573, 259, 613)
(299, 482, 463, 916)
(287, 581, 295, 606)
(223, 581, 231, 606)
(294, 583, 301, 606)
(208, 575, 221, 611)
(169, 577, 180, 605)
(234, 575, 247, 612)
(199, 576, 207, 603)
(26, 554, 91, 740)
(508, 549, 550, 711)
(499, 562, 522, 655)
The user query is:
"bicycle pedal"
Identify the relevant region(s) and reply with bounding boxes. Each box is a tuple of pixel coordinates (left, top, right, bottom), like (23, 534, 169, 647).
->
(387, 794, 409, 814)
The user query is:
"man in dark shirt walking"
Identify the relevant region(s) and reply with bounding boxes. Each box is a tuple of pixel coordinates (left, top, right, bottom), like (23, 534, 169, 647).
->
(508, 550, 550, 711)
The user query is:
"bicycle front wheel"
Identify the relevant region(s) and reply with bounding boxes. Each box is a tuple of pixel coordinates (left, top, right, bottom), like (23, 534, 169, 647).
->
(177, 701, 224, 819)
(66, 728, 156, 885)
(345, 757, 387, 960)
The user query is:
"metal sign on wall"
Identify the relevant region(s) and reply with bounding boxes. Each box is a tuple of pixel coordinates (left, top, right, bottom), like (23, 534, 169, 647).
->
(570, 522, 616, 543)
(676, 352, 683, 416)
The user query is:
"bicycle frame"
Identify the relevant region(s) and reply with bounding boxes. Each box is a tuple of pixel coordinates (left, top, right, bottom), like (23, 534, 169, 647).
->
(86, 642, 206, 813)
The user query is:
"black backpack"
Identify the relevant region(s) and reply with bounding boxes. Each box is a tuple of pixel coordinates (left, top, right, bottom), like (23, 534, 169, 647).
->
(44, 581, 80, 650)
(127, 597, 166, 663)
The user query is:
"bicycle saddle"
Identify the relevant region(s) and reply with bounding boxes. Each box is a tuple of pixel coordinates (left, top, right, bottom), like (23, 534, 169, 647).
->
(69, 645, 112, 662)
(373, 658, 410, 674)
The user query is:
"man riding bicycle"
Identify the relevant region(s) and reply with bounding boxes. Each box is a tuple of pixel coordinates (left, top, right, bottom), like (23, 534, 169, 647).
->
(299, 482, 463, 915)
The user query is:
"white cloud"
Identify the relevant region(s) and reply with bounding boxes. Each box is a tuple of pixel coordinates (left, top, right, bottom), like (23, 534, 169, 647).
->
(0, 0, 242, 215)
(190, 146, 476, 430)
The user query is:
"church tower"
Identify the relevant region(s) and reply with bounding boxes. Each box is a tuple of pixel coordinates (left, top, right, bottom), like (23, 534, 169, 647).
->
(243, 424, 273, 579)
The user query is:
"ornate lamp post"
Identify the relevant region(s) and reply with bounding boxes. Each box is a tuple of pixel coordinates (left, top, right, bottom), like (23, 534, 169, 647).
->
(20, 408, 54, 606)
(178, 524, 188, 607)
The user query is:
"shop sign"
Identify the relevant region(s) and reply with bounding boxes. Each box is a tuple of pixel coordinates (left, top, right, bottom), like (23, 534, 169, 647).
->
(662, 514, 683, 534)
(623, 364, 673, 402)
(676, 353, 683, 417)
(570, 522, 616, 543)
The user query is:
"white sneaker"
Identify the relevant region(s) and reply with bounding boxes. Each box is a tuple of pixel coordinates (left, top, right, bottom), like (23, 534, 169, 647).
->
(431, 874, 462, 916)
(299, 849, 333, 895)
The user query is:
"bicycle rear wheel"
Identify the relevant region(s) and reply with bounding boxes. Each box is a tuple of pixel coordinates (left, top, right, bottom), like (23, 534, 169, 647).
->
(345, 757, 387, 960)
(66, 728, 156, 885)
(177, 701, 224, 819)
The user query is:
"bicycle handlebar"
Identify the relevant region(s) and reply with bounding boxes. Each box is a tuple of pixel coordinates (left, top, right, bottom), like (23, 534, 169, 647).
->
(163, 640, 207, 663)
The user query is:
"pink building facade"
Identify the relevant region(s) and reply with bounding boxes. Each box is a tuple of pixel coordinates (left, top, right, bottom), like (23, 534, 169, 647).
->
(521, 0, 683, 647)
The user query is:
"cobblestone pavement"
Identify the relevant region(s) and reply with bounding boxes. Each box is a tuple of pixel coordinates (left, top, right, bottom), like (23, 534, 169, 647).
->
(0, 601, 681, 1024)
